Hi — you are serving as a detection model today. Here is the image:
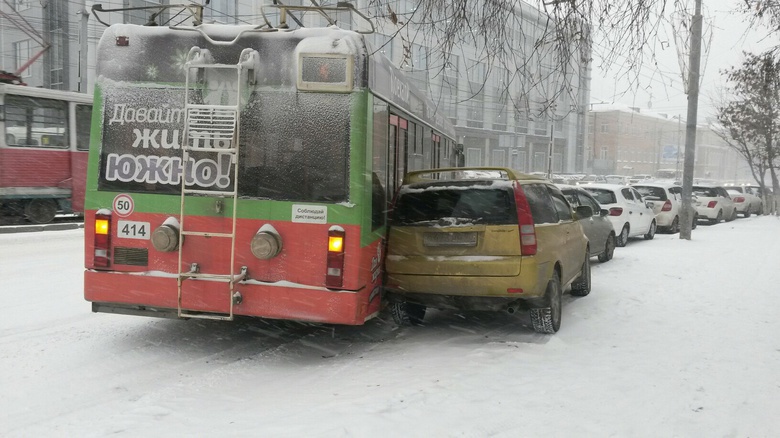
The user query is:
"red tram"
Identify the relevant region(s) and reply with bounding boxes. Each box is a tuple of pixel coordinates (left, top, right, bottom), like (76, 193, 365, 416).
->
(0, 84, 93, 223)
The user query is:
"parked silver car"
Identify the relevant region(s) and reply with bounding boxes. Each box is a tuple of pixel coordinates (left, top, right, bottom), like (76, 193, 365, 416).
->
(559, 185, 616, 262)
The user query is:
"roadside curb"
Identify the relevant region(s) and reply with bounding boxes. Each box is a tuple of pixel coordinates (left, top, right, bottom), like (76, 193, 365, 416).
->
(0, 222, 84, 234)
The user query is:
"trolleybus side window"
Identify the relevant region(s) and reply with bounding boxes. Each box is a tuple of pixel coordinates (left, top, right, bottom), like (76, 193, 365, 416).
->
(3, 95, 68, 148)
(371, 99, 389, 230)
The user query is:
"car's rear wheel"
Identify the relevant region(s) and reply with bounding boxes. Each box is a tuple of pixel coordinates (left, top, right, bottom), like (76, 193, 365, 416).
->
(743, 206, 751, 218)
(390, 300, 426, 326)
(644, 220, 656, 240)
(710, 210, 722, 225)
(617, 224, 630, 247)
(691, 213, 698, 230)
(598, 232, 615, 263)
(668, 216, 680, 234)
(571, 254, 591, 297)
(530, 274, 562, 334)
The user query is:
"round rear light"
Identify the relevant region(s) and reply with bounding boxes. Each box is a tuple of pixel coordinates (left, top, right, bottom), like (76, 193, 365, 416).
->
(251, 231, 282, 259)
(151, 224, 179, 252)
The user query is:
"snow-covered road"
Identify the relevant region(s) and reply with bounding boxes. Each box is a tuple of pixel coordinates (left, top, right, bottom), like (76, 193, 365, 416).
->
(2, 217, 779, 437)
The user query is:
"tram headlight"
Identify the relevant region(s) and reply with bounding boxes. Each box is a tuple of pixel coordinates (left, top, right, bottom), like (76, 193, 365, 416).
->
(151, 223, 179, 252)
(251, 230, 282, 260)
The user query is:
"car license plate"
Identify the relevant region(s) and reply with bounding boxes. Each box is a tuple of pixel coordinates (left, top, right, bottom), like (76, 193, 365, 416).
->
(117, 220, 151, 240)
(423, 232, 477, 247)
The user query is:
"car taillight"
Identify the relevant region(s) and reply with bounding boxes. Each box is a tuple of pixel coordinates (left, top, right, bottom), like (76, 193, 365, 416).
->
(94, 210, 112, 268)
(326, 227, 345, 288)
(609, 207, 624, 216)
(514, 184, 537, 256)
(733, 196, 745, 203)
(662, 200, 672, 212)
(707, 201, 717, 208)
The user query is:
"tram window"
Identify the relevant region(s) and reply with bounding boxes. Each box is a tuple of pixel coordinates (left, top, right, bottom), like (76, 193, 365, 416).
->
(75, 104, 92, 151)
(422, 126, 432, 168)
(3, 95, 68, 149)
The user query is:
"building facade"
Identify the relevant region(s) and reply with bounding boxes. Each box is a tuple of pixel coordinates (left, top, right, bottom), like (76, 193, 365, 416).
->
(1, 0, 590, 173)
(587, 104, 751, 183)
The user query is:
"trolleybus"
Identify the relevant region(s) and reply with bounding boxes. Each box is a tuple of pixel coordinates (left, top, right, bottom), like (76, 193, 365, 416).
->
(0, 84, 93, 223)
(84, 4, 458, 325)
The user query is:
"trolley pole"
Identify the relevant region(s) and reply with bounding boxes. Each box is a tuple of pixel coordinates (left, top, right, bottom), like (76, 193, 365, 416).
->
(679, 0, 702, 240)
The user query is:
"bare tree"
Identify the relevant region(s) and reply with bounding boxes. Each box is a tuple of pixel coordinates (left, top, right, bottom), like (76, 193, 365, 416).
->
(716, 51, 780, 214)
(361, 0, 697, 119)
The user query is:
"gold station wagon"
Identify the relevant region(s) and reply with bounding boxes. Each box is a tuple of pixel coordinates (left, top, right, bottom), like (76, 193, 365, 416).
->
(384, 167, 593, 334)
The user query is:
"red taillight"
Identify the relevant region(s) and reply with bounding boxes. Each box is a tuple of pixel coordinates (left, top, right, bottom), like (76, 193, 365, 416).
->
(707, 201, 718, 208)
(609, 207, 624, 216)
(93, 211, 112, 268)
(326, 227, 346, 288)
(662, 200, 672, 212)
(733, 196, 745, 203)
(514, 183, 537, 256)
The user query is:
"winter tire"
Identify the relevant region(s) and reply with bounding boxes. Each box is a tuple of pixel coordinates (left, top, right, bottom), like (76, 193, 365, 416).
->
(743, 206, 751, 218)
(390, 300, 426, 326)
(710, 210, 722, 225)
(530, 274, 562, 334)
(598, 233, 615, 263)
(669, 216, 680, 234)
(644, 220, 656, 240)
(571, 254, 591, 297)
(691, 214, 698, 230)
(24, 198, 57, 224)
(617, 224, 630, 247)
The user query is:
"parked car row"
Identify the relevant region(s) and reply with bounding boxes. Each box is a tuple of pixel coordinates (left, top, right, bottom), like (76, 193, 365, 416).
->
(382, 168, 762, 335)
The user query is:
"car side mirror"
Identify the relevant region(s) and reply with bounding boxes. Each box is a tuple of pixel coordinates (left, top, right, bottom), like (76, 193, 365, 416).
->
(574, 205, 593, 219)
(600, 208, 609, 217)
(645, 201, 653, 209)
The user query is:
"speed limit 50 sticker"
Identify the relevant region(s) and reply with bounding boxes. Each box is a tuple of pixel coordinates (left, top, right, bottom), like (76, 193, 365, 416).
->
(113, 194, 134, 217)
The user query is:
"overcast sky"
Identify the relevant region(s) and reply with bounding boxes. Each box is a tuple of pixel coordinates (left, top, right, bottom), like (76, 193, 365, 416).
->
(589, 0, 780, 120)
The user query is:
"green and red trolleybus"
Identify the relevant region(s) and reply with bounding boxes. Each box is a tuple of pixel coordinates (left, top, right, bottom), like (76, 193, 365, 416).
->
(83, 6, 458, 325)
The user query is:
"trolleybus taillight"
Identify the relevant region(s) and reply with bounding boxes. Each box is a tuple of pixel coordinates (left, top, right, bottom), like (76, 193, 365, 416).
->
(94, 210, 112, 268)
(326, 227, 346, 288)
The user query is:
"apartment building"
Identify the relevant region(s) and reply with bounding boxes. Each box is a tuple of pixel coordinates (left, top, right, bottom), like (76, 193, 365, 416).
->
(587, 104, 750, 182)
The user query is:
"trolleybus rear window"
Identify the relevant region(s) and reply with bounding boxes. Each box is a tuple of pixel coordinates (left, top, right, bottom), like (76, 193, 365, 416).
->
(97, 86, 350, 203)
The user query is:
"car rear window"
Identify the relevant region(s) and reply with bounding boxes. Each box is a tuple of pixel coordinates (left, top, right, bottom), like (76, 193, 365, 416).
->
(582, 188, 617, 205)
(391, 183, 517, 225)
(634, 186, 668, 201)
(692, 187, 717, 197)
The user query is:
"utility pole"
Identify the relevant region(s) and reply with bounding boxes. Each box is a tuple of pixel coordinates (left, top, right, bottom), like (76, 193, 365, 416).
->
(679, 0, 702, 240)
(78, 0, 89, 92)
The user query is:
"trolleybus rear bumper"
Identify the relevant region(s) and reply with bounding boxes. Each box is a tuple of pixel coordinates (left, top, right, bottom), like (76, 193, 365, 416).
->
(84, 270, 378, 325)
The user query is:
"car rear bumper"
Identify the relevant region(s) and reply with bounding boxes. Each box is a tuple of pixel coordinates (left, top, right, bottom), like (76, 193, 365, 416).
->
(385, 261, 550, 300)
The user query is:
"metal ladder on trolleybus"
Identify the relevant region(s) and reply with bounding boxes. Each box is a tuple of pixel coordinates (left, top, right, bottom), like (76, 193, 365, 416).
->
(177, 47, 259, 321)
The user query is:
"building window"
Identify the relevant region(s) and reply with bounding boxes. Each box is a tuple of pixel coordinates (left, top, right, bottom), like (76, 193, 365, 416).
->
(466, 148, 482, 166)
(601, 123, 609, 133)
(13, 40, 31, 77)
(204, 0, 237, 24)
(491, 148, 506, 167)
(14, 0, 30, 11)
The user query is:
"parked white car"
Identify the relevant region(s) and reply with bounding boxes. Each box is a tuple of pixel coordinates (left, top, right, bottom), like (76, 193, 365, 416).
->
(581, 184, 657, 246)
(633, 182, 698, 233)
(692, 184, 737, 224)
(726, 187, 763, 217)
